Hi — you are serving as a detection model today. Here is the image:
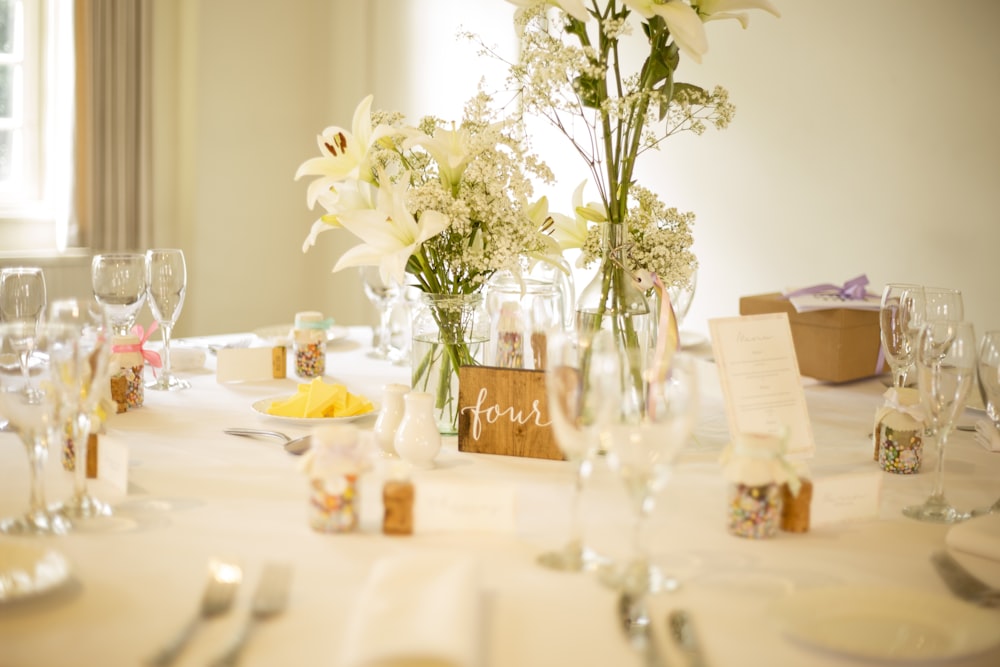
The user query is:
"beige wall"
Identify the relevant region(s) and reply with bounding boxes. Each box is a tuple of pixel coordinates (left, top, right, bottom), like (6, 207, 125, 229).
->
(152, 0, 1000, 338)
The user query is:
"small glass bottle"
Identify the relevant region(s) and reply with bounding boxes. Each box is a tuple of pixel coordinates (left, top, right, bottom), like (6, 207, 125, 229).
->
(109, 334, 145, 410)
(873, 387, 924, 474)
(720, 432, 795, 539)
(293, 311, 327, 378)
(304, 424, 362, 533)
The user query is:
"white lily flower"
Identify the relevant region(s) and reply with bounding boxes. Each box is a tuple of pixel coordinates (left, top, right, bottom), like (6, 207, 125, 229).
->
(301, 180, 379, 252)
(549, 181, 606, 251)
(403, 123, 475, 189)
(332, 172, 449, 285)
(623, 0, 708, 63)
(694, 0, 780, 29)
(294, 95, 394, 199)
(505, 0, 590, 23)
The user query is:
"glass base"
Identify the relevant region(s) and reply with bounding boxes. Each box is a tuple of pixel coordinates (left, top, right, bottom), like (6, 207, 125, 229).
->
(537, 540, 607, 573)
(52, 493, 113, 520)
(970, 499, 1000, 518)
(0, 509, 72, 536)
(902, 497, 970, 524)
(147, 374, 191, 391)
(599, 558, 681, 595)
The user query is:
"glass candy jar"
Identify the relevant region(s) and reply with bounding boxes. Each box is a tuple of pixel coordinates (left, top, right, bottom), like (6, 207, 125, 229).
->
(873, 387, 925, 474)
(721, 432, 798, 539)
(302, 424, 365, 533)
(293, 311, 328, 378)
(110, 334, 145, 410)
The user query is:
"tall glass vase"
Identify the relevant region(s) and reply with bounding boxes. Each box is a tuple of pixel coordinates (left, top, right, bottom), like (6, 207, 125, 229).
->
(411, 292, 489, 435)
(576, 223, 654, 418)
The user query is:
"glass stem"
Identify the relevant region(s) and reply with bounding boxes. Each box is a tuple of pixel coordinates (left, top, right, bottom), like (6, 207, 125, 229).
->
(71, 415, 91, 501)
(567, 458, 590, 549)
(377, 303, 393, 357)
(930, 427, 948, 501)
(26, 433, 49, 515)
(160, 323, 173, 380)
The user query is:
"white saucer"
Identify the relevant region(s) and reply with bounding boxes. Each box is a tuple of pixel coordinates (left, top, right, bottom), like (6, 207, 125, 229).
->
(769, 586, 1000, 661)
(0, 541, 71, 603)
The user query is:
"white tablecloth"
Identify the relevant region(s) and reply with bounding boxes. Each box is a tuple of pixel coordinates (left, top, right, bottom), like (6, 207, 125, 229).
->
(1, 328, 998, 667)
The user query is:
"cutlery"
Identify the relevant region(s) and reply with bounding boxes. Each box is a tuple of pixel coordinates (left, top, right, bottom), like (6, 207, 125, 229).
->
(931, 550, 1000, 607)
(224, 428, 311, 455)
(669, 609, 707, 667)
(146, 559, 243, 666)
(209, 561, 293, 667)
(618, 592, 667, 667)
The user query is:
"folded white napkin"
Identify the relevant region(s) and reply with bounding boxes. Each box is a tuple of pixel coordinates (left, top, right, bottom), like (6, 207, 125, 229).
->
(339, 554, 481, 667)
(946, 513, 1000, 562)
(974, 419, 1000, 452)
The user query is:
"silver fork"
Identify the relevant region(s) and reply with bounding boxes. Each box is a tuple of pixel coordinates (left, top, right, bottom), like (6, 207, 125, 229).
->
(147, 559, 243, 666)
(931, 550, 1000, 607)
(209, 561, 293, 667)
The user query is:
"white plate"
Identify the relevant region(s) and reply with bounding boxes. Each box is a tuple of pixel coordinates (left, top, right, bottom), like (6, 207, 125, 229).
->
(769, 586, 1000, 662)
(252, 324, 350, 344)
(0, 542, 70, 603)
(680, 330, 708, 349)
(251, 397, 377, 425)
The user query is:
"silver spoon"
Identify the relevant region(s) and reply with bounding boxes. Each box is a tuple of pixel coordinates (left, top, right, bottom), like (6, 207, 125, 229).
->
(618, 592, 666, 667)
(224, 428, 311, 455)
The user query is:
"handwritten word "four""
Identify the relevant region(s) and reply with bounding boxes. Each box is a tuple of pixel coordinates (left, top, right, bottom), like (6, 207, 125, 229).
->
(460, 387, 551, 440)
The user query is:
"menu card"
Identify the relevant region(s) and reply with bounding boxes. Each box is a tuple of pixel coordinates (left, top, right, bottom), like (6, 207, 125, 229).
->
(708, 313, 815, 458)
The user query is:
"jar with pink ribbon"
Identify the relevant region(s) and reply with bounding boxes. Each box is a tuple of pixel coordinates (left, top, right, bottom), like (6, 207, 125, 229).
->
(109, 326, 159, 410)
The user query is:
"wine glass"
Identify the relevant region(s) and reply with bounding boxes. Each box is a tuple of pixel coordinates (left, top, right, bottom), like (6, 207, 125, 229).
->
(923, 287, 964, 324)
(145, 249, 190, 391)
(0, 321, 75, 535)
(360, 266, 402, 361)
(601, 352, 699, 595)
(47, 298, 114, 519)
(879, 283, 921, 387)
(537, 328, 619, 571)
(666, 268, 697, 332)
(0, 267, 47, 402)
(91, 253, 147, 336)
(902, 320, 976, 523)
(971, 330, 1000, 516)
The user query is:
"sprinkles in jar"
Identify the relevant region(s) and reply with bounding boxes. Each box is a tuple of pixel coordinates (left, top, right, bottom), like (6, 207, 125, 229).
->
(720, 432, 800, 539)
(873, 387, 924, 474)
(293, 311, 330, 378)
(110, 334, 146, 409)
(300, 424, 366, 533)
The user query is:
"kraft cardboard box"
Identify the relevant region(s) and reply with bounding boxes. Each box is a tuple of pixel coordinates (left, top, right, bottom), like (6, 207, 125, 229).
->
(739, 293, 882, 383)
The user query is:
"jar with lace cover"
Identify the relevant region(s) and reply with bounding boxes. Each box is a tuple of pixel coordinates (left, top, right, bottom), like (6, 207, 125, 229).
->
(873, 387, 924, 474)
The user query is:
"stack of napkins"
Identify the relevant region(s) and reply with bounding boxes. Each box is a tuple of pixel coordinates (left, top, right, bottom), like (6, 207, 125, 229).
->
(974, 420, 1000, 452)
(339, 554, 481, 667)
(267, 378, 373, 418)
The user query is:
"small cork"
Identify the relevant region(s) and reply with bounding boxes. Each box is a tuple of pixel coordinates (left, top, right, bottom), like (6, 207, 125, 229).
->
(382, 479, 414, 535)
(780, 478, 813, 533)
(86, 433, 99, 478)
(271, 346, 287, 379)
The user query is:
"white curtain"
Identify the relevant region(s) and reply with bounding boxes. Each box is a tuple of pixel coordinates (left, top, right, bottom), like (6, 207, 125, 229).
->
(74, 0, 153, 252)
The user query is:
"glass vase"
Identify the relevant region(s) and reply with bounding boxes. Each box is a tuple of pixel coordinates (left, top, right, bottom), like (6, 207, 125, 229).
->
(575, 222, 654, 418)
(410, 292, 489, 435)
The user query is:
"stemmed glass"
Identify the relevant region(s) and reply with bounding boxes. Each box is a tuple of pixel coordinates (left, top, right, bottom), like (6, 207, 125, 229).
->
(902, 320, 976, 523)
(971, 330, 1000, 516)
(0, 267, 47, 402)
(360, 266, 402, 361)
(0, 322, 74, 535)
(145, 249, 190, 391)
(537, 328, 619, 571)
(879, 283, 921, 387)
(601, 352, 699, 594)
(47, 299, 114, 519)
(91, 253, 147, 337)
(666, 269, 697, 332)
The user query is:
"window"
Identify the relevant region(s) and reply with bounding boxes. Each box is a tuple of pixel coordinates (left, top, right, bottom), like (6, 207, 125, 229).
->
(0, 0, 74, 251)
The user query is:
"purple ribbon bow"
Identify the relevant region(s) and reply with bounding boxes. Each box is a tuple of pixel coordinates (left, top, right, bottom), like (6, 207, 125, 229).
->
(783, 274, 873, 301)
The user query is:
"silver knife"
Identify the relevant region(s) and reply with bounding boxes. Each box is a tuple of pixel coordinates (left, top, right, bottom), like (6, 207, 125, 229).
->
(931, 550, 1000, 607)
(668, 609, 707, 667)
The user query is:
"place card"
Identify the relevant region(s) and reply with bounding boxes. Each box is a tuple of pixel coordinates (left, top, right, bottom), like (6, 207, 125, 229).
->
(413, 479, 517, 534)
(809, 470, 882, 527)
(216, 346, 287, 382)
(709, 313, 815, 458)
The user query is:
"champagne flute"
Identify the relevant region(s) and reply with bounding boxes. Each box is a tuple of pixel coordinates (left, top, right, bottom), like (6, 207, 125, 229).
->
(601, 352, 699, 594)
(0, 322, 74, 535)
(902, 321, 976, 523)
(0, 267, 47, 402)
(537, 328, 619, 571)
(91, 253, 147, 337)
(971, 330, 1000, 516)
(48, 298, 114, 519)
(145, 249, 190, 391)
(360, 266, 402, 361)
(879, 283, 921, 387)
